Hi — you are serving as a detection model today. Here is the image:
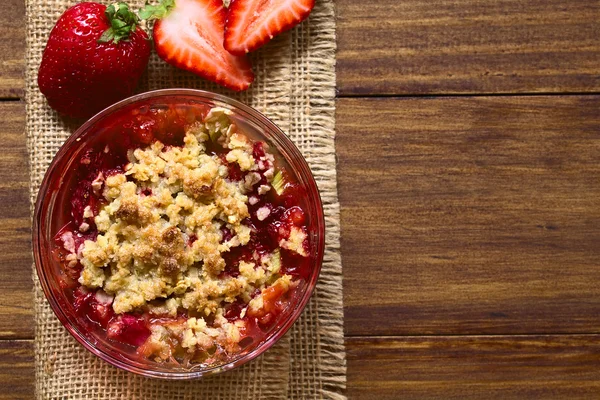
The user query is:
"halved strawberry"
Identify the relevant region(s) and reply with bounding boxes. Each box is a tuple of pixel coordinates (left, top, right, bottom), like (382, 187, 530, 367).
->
(224, 0, 315, 55)
(141, 0, 254, 91)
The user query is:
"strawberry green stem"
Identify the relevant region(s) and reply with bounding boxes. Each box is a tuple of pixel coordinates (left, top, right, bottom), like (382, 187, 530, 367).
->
(98, 2, 140, 44)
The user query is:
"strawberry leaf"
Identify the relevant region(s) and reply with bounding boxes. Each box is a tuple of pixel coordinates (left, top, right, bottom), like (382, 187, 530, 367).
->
(139, 0, 176, 21)
(99, 2, 140, 44)
(98, 29, 116, 43)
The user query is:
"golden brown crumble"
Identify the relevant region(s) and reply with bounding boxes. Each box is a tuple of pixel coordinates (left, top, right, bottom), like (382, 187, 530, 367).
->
(73, 107, 307, 356)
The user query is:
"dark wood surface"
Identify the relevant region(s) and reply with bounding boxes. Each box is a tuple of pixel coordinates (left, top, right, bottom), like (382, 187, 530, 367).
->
(1, 0, 600, 398)
(0, 103, 32, 340)
(347, 335, 600, 399)
(0, 341, 34, 399)
(339, 95, 600, 336)
(337, 0, 600, 95)
(0, 0, 24, 99)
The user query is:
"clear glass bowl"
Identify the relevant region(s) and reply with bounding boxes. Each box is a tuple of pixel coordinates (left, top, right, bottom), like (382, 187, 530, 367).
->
(33, 89, 325, 379)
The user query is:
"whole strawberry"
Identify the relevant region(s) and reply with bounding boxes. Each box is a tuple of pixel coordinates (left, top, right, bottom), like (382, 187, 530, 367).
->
(38, 2, 151, 119)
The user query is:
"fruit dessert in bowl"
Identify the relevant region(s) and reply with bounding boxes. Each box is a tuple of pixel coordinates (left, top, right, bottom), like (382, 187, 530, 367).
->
(33, 89, 324, 379)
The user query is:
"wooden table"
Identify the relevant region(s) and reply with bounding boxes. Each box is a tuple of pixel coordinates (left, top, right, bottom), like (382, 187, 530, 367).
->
(1, 0, 599, 398)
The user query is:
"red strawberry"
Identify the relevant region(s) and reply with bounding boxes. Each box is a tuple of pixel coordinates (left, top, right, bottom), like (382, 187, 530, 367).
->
(38, 2, 151, 119)
(107, 314, 151, 346)
(224, 0, 315, 55)
(141, 0, 254, 91)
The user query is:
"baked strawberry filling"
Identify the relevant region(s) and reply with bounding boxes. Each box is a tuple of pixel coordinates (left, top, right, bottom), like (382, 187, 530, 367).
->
(53, 103, 312, 366)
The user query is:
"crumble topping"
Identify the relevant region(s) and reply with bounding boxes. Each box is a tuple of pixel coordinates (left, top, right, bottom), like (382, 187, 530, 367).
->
(59, 106, 311, 364)
(72, 108, 308, 357)
(279, 226, 309, 257)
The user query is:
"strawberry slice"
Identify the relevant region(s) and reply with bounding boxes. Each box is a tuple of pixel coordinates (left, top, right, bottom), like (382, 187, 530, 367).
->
(141, 0, 254, 91)
(224, 0, 315, 55)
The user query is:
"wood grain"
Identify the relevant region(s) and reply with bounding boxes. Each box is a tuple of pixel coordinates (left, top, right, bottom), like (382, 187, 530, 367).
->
(0, 0, 25, 98)
(0, 103, 33, 339)
(337, 0, 600, 95)
(347, 335, 600, 400)
(2, 335, 600, 400)
(0, 340, 34, 399)
(338, 96, 600, 336)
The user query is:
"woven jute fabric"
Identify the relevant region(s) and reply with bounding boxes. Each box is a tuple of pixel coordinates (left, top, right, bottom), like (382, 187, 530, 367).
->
(25, 0, 345, 398)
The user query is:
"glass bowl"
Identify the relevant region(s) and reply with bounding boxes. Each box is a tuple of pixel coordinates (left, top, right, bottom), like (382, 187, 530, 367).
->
(33, 89, 325, 379)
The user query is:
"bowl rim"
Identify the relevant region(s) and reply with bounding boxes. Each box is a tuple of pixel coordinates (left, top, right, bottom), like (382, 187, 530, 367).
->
(33, 88, 325, 379)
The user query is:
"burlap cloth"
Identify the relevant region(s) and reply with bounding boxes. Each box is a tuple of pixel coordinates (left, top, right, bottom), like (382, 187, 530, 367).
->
(25, 0, 345, 398)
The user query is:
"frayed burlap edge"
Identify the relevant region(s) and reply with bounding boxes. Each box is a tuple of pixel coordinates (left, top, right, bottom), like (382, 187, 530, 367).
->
(26, 0, 345, 399)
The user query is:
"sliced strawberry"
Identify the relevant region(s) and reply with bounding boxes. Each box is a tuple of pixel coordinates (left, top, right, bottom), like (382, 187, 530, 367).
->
(224, 0, 315, 55)
(143, 0, 254, 91)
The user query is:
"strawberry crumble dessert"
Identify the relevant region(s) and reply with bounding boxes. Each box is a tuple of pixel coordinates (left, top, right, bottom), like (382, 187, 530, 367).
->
(52, 103, 314, 366)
